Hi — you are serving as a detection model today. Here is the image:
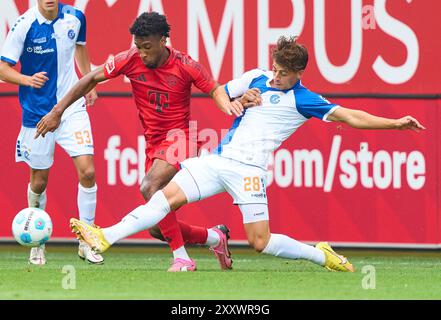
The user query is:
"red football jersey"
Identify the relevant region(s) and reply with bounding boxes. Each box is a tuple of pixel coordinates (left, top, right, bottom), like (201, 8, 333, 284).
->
(104, 46, 217, 146)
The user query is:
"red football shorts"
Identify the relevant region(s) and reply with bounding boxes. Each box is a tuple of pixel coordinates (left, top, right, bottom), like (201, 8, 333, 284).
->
(145, 138, 200, 172)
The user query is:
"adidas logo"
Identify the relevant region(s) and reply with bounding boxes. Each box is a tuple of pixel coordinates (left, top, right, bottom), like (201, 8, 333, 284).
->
(136, 73, 147, 82)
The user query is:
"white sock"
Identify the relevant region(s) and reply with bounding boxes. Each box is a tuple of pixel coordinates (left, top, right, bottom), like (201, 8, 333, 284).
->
(103, 191, 171, 245)
(205, 228, 220, 247)
(173, 246, 191, 260)
(78, 183, 97, 226)
(27, 183, 47, 210)
(262, 233, 325, 266)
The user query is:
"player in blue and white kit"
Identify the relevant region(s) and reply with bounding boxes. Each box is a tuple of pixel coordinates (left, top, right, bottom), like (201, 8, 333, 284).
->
(71, 36, 425, 272)
(0, 0, 103, 265)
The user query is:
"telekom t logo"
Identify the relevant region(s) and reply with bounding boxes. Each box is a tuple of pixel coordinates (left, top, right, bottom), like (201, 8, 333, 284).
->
(148, 91, 169, 113)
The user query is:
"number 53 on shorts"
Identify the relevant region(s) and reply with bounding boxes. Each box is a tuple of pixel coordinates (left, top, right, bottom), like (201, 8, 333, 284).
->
(74, 130, 92, 145)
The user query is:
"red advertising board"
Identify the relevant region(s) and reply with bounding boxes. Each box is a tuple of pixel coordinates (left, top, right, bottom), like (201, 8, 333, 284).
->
(0, 96, 439, 245)
(0, 1, 439, 246)
(1, 0, 440, 95)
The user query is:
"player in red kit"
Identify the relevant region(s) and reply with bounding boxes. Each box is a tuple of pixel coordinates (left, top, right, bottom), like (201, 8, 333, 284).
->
(35, 12, 250, 272)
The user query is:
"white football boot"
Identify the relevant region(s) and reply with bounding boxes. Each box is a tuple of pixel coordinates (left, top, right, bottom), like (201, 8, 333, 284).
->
(78, 241, 104, 264)
(29, 244, 46, 265)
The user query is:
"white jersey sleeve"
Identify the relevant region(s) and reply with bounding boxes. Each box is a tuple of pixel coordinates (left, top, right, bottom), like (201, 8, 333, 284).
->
(294, 87, 340, 122)
(76, 12, 86, 45)
(225, 69, 266, 98)
(61, 5, 87, 45)
(0, 16, 30, 65)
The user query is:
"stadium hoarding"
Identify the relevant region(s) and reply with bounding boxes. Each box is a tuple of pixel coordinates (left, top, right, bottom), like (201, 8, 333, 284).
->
(0, 97, 439, 246)
(0, 0, 440, 96)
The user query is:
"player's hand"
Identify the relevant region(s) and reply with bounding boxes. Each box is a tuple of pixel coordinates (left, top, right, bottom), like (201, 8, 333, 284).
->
(395, 116, 426, 132)
(85, 88, 98, 107)
(222, 99, 244, 117)
(239, 88, 261, 108)
(34, 110, 62, 138)
(25, 72, 49, 89)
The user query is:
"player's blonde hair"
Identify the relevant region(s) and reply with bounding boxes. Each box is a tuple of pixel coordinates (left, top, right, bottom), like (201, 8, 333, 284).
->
(272, 36, 308, 72)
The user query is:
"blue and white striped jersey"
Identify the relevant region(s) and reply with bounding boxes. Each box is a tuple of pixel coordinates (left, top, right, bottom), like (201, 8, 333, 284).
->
(215, 69, 340, 169)
(1, 3, 87, 127)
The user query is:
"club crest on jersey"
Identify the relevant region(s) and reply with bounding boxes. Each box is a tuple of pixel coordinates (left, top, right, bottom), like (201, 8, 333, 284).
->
(18, 142, 31, 160)
(67, 29, 75, 40)
(270, 94, 281, 104)
(166, 75, 179, 87)
(105, 57, 115, 74)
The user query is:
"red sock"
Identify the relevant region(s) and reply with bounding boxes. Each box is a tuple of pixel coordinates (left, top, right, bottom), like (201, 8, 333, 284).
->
(157, 211, 185, 251)
(178, 220, 208, 245)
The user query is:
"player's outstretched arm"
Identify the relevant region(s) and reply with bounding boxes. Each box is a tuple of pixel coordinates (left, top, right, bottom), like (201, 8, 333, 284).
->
(327, 107, 426, 132)
(35, 66, 107, 138)
(0, 61, 49, 88)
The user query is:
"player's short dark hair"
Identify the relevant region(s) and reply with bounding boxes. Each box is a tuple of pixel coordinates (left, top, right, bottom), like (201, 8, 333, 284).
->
(272, 36, 308, 72)
(129, 11, 171, 38)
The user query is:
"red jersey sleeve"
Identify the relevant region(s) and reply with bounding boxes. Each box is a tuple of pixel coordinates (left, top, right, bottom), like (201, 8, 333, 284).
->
(181, 54, 217, 94)
(103, 49, 133, 79)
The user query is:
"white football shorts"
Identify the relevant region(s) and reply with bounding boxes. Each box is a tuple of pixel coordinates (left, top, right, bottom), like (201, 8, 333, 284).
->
(15, 110, 94, 170)
(173, 154, 269, 223)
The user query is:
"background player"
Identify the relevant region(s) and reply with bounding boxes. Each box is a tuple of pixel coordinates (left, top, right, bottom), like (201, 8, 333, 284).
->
(0, 0, 101, 265)
(70, 35, 425, 272)
(35, 12, 247, 271)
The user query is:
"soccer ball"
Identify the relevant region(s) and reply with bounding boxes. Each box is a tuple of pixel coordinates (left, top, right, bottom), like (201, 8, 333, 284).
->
(12, 208, 53, 247)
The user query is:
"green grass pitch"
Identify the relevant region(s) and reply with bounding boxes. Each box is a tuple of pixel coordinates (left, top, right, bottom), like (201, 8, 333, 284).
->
(0, 244, 441, 300)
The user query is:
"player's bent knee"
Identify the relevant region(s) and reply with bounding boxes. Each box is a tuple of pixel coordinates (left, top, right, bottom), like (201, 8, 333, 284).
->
(80, 168, 95, 183)
(248, 237, 269, 253)
(169, 168, 200, 204)
(162, 185, 187, 211)
(30, 180, 47, 194)
(149, 226, 165, 242)
(30, 175, 48, 194)
(139, 183, 149, 200)
(140, 183, 158, 201)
